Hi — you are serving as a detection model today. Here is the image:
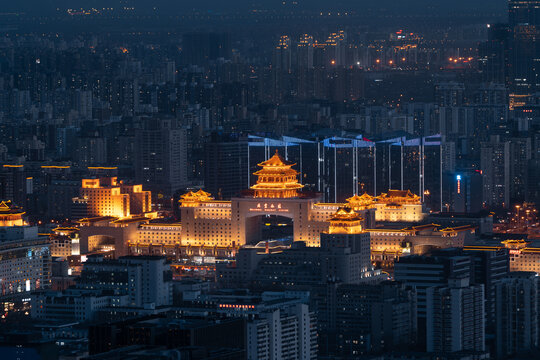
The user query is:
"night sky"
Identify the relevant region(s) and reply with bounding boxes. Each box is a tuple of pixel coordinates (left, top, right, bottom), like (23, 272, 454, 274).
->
(4, 0, 507, 15)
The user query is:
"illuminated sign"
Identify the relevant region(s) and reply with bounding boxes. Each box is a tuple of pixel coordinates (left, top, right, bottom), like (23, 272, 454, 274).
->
(249, 203, 289, 213)
(456, 175, 461, 194)
(509, 250, 520, 255)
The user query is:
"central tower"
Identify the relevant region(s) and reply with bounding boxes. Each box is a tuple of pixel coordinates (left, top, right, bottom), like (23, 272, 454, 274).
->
(250, 150, 303, 199)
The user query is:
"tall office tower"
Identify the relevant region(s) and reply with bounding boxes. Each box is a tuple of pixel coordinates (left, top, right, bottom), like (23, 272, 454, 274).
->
(247, 303, 317, 360)
(111, 78, 139, 116)
(73, 89, 93, 120)
(435, 82, 465, 107)
(274, 35, 292, 71)
(181, 32, 232, 65)
(204, 134, 248, 200)
(481, 137, 511, 207)
(495, 272, 538, 357)
(406, 103, 438, 137)
(426, 278, 485, 353)
(75, 135, 108, 167)
(510, 136, 532, 202)
(529, 158, 540, 204)
(0, 165, 26, 206)
(478, 24, 510, 84)
(463, 247, 510, 334)
(297, 34, 314, 69)
(135, 117, 188, 196)
(508, 0, 540, 95)
(394, 253, 473, 318)
(319, 282, 417, 357)
(394, 252, 473, 349)
(452, 171, 483, 213)
(325, 31, 347, 66)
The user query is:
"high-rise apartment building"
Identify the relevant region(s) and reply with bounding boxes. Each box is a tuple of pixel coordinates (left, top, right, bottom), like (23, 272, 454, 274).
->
(495, 271, 539, 357)
(203, 134, 248, 200)
(508, 0, 540, 94)
(426, 278, 485, 353)
(135, 117, 188, 195)
(77, 255, 172, 308)
(481, 137, 511, 207)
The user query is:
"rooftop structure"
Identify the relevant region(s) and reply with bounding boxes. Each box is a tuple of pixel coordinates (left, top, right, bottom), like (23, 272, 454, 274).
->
(0, 200, 26, 227)
(250, 150, 304, 199)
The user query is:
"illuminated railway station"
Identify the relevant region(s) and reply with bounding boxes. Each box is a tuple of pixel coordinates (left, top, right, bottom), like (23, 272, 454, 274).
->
(78, 151, 433, 259)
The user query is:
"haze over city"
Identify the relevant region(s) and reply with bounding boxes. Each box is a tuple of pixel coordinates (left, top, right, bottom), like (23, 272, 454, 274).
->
(0, 0, 539, 359)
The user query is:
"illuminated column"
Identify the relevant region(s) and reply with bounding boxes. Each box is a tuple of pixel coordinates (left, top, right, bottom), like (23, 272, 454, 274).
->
(389, 143, 392, 190)
(401, 140, 404, 191)
(317, 141, 321, 191)
(373, 146, 377, 196)
(440, 142, 443, 212)
(334, 146, 337, 202)
(299, 144, 303, 185)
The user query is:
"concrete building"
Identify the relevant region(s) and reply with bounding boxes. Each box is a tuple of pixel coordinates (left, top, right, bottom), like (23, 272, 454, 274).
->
(31, 289, 128, 322)
(481, 137, 510, 207)
(369, 223, 476, 269)
(217, 206, 379, 289)
(181, 291, 317, 360)
(246, 303, 316, 360)
(394, 253, 473, 320)
(80, 177, 151, 218)
(0, 202, 51, 299)
(318, 281, 417, 357)
(135, 117, 189, 195)
(76, 255, 172, 307)
(426, 278, 485, 353)
(495, 271, 538, 358)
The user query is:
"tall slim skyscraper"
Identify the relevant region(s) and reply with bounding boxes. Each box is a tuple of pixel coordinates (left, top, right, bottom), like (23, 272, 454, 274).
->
(426, 278, 485, 353)
(481, 137, 511, 207)
(495, 272, 539, 357)
(135, 117, 188, 196)
(204, 134, 248, 200)
(274, 35, 292, 71)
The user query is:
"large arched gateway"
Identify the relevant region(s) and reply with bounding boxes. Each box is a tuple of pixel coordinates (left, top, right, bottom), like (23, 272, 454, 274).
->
(180, 151, 376, 248)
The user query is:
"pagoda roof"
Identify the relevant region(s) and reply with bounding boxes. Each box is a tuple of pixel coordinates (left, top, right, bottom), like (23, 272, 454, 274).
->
(346, 193, 374, 203)
(329, 207, 363, 222)
(383, 189, 417, 198)
(0, 200, 25, 216)
(181, 189, 214, 202)
(257, 150, 295, 168)
(376, 189, 421, 203)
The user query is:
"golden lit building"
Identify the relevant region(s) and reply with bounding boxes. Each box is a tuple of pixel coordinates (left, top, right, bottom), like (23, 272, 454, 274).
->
(369, 224, 476, 269)
(178, 151, 426, 250)
(465, 240, 540, 274)
(373, 190, 426, 222)
(78, 152, 429, 258)
(49, 227, 80, 257)
(80, 177, 151, 218)
(0, 201, 26, 227)
(179, 151, 374, 249)
(321, 207, 371, 272)
(132, 223, 183, 255)
(327, 207, 365, 235)
(251, 152, 304, 198)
